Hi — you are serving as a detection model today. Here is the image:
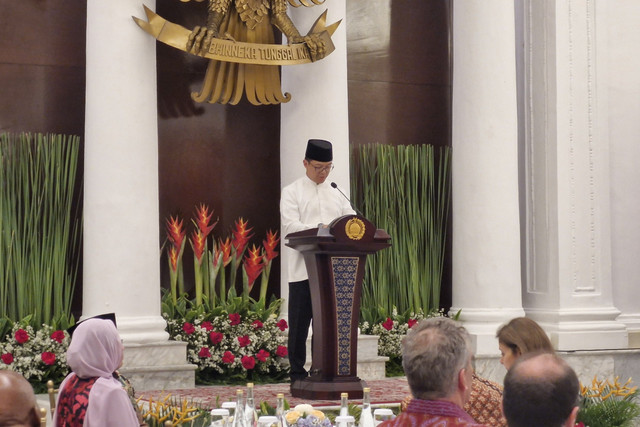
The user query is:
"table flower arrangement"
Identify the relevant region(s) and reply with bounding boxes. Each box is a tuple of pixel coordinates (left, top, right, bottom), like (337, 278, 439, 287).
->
(285, 404, 332, 427)
(0, 321, 70, 392)
(576, 376, 640, 427)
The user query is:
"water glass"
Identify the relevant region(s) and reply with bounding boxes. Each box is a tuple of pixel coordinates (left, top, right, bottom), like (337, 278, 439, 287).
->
(335, 415, 355, 427)
(257, 415, 278, 427)
(221, 402, 236, 424)
(210, 408, 230, 427)
(373, 408, 395, 425)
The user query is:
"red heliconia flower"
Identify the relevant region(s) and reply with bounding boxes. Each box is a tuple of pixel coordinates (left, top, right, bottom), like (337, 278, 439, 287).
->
(256, 349, 270, 362)
(183, 322, 195, 335)
(277, 319, 288, 331)
(168, 246, 179, 271)
(194, 204, 216, 237)
(262, 229, 280, 262)
(222, 351, 235, 364)
(407, 318, 418, 329)
(231, 218, 254, 255)
(238, 335, 251, 347)
(243, 245, 264, 289)
(276, 346, 288, 358)
(382, 318, 394, 331)
(229, 313, 241, 326)
(41, 352, 56, 366)
(215, 237, 233, 268)
(51, 330, 65, 343)
(241, 355, 256, 370)
(201, 321, 213, 331)
(166, 215, 186, 249)
(1, 353, 13, 364)
(15, 329, 29, 344)
(198, 347, 212, 358)
(252, 320, 264, 329)
(209, 331, 223, 345)
(190, 230, 207, 261)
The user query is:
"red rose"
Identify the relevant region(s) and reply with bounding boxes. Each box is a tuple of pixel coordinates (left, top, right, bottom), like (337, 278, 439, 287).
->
(276, 346, 288, 358)
(229, 313, 241, 326)
(209, 331, 224, 345)
(252, 320, 263, 329)
(1, 353, 13, 364)
(51, 330, 65, 343)
(198, 347, 212, 358)
(41, 352, 56, 366)
(14, 329, 29, 344)
(382, 318, 394, 331)
(238, 335, 251, 347)
(256, 349, 270, 362)
(277, 319, 288, 331)
(241, 355, 256, 370)
(201, 321, 213, 331)
(407, 319, 418, 328)
(222, 351, 235, 364)
(182, 322, 195, 335)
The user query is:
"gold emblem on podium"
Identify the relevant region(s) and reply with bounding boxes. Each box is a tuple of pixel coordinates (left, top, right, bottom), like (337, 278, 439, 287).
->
(345, 218, 365, 241)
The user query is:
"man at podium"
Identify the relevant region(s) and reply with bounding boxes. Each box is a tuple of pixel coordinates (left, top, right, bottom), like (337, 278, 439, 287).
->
(280, 139, 355, 385)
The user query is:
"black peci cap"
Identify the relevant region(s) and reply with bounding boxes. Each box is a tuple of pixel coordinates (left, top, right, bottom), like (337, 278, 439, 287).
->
(305, 139, 333, 162)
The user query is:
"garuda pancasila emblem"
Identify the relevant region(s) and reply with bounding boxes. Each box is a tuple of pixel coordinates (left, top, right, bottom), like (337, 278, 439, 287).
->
(133, 0, 340, 106)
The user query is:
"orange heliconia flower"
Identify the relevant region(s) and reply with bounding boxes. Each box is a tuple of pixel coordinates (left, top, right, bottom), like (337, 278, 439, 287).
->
(232, 217, 254, 255)
(243, 244, 264, 288)
(215, 237, 232, 267)
(166, 215, 186, 249)
(190, 230, 207, 261)
(168, 246, 179, 271)
(262, 229, 280, 262)
(194, 204, 216, 237)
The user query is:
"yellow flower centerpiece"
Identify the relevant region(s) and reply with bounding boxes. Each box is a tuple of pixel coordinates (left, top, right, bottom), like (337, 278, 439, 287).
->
(285, 404, 332, 426)
(576, 376, 640, 427)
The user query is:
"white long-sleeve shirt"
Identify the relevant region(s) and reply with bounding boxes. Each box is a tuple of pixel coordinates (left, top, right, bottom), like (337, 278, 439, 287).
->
(280, 175, 355, 282)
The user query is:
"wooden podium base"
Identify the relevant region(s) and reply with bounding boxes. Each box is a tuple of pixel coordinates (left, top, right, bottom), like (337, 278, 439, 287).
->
(290, 376, 367, 400)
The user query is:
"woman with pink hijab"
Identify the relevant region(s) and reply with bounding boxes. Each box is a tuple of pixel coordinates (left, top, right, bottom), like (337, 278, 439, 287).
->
(54, 317, 139, 426)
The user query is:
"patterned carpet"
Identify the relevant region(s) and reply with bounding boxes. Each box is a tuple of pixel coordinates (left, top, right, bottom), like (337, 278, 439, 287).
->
(139, 377, 410, 409)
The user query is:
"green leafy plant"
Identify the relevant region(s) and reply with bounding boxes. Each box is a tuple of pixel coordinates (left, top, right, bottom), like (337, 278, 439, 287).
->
(0, 132, 81, 327)
(351, 144, 451, 323)
(577, 376, 640, 427)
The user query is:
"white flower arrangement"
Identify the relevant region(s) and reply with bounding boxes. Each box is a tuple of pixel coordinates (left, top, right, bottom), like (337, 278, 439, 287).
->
(285, 404, 332, 427)
(165, 311, 289, 381)
(0, 322, 70, 391)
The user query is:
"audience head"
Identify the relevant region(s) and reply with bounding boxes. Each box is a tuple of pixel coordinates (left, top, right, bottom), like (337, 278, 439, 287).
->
(402, 317, 474, 405)
(496, 317, 554, 370)
(66, 317, 124, 379)
(0, 370, 40, 427)
(502, 352, 580, 427)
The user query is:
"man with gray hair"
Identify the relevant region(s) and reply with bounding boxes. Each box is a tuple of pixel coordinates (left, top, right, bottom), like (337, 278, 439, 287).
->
(379, 317, 486, 426)
(502, 352, 580, 427)
(0, 370, 41, 427)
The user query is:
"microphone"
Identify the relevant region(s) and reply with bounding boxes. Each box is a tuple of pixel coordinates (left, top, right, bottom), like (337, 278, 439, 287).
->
(331, 182, 364, 217)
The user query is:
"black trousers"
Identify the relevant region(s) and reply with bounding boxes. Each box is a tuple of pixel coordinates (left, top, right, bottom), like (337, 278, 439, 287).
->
(288, 279, 313, 382)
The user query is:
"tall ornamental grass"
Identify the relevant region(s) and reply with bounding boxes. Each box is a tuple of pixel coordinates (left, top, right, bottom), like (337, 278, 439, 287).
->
(351, 144, 451, 323)
(0, 132, 81, 327)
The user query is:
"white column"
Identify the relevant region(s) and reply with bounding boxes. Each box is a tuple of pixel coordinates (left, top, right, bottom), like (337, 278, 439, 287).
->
(521, 0, 627, 350)
(85, 0, 194, 388)
(451, 0, 525, 355)
(608, 2, 640, 348)
(279, 0, 350, 319)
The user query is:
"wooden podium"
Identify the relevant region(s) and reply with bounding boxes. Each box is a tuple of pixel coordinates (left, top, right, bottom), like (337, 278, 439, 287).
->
(286, 215, 391, 400)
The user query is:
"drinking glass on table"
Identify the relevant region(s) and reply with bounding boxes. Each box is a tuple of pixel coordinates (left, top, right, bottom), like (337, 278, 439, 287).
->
(210, 408, 230, 427)
(373, 408, 395, 425)
(257, 415, 278, 427)
(335, 415, 355, 427)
